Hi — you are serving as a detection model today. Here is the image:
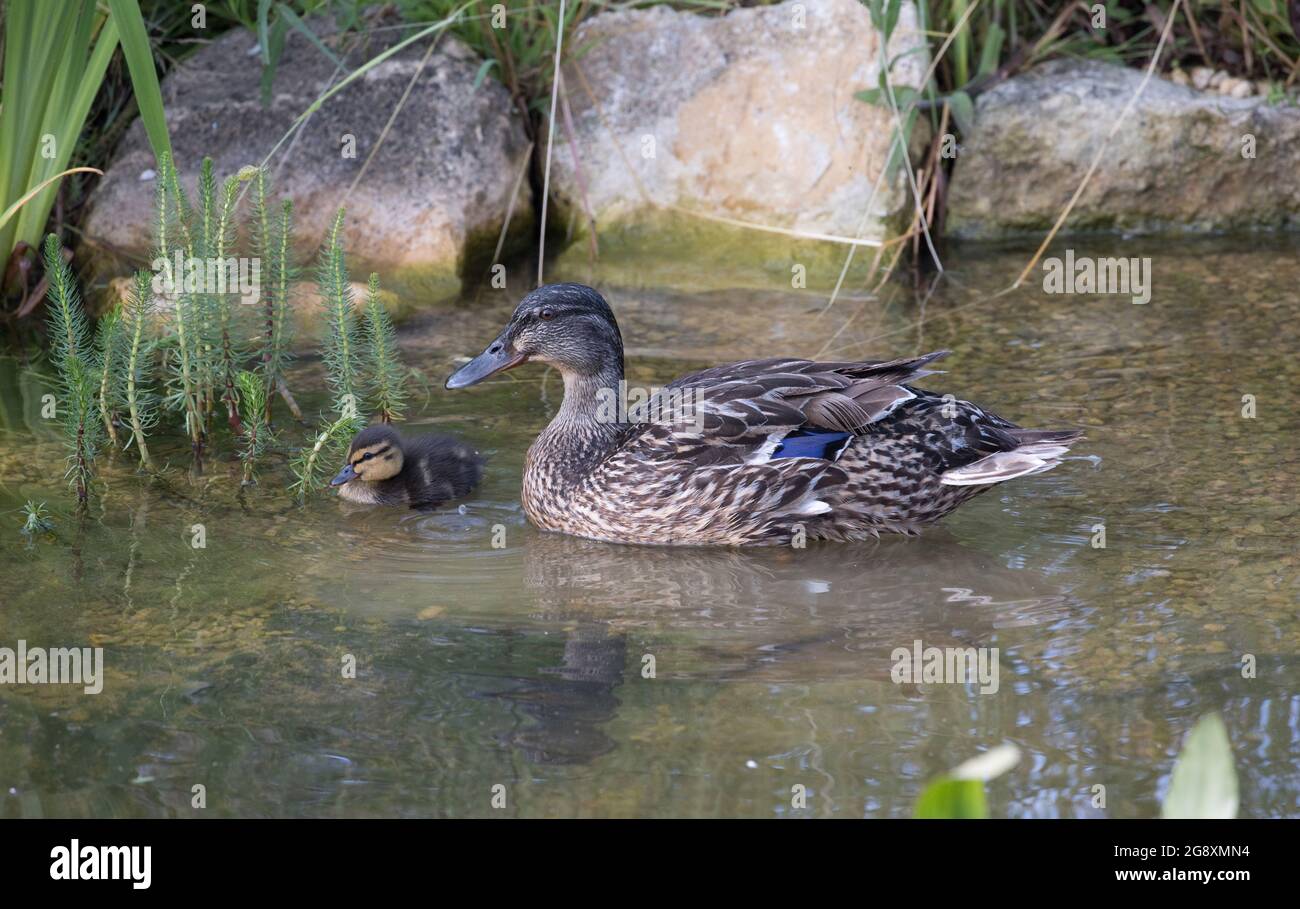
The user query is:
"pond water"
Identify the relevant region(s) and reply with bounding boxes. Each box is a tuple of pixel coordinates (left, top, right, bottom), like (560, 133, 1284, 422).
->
(0, 236, 1296, 818)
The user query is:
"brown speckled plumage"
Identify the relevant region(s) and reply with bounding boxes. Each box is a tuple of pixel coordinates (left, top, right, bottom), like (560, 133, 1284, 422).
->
(448, 284, 1083, 546)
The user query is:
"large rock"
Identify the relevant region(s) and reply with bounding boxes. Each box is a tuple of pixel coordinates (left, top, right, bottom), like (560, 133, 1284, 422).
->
(948, 59, 1300, 238)
(547, 0, 928, 289)
(83, 17, 533, 302)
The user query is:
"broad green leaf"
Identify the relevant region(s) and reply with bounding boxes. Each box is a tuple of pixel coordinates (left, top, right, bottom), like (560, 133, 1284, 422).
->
(889, 86, 919, 110)
(11, 9, 118, 246)
(951, 0, 971, 88)
(258, 0, 273, 64)
(883, 0, 902, 41)
(1161, 713, 1239, 819)
(107, 0, 173, 165)
(260, 17, 289, 105)
(947, 90, 975, 136)
(977, 23, 1005, 79)
(855, 83, 918, 113)
(914, 744, 1018, 819)
(914, 778, 988, 819)
(473, 58, 498, 89)
(0, 168, 104, 234)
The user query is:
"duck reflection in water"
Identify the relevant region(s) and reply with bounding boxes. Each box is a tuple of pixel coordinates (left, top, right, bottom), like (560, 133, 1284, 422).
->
(488, 629, 626, 765)
(482, 529, 1075, 765)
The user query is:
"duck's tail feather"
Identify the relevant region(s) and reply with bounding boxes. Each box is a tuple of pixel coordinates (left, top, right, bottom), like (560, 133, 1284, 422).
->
(842, 349, 950, 383)
(939, 428, 1084, 487)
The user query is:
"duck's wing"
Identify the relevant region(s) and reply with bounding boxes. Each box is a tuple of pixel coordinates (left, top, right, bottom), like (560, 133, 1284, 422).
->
(624, 351, 951, 467)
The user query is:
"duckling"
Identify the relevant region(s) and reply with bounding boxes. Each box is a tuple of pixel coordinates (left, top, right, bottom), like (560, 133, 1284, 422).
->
(330, 424, 483, 509)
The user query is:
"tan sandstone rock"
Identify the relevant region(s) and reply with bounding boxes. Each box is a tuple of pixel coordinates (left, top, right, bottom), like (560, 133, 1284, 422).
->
(547, 0, 929, 289)
(82, 16, 533, 305)
(948, 60, 1300, 239)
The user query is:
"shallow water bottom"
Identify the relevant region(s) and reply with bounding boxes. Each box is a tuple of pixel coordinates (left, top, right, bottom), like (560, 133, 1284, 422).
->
(0, 235, 1296, 818)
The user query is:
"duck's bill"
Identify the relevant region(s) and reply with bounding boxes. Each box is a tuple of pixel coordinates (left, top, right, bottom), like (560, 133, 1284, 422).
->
(330, 463, 357, 486)
(445, 340, 528, 389)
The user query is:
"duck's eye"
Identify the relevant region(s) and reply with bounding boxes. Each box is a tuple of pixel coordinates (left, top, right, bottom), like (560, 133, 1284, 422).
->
(538, 308, 555, 322)
(362, 452, 375, 461)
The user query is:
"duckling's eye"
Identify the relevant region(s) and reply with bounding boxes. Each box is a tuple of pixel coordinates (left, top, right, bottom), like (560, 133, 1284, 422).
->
(361, 452, 375, 461)
(538, 308, 555, 322)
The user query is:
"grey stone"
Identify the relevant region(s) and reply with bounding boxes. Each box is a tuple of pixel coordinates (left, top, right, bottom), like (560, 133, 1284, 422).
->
(82, 17, 533, 301)
(546, 0, 928, 288)
(948, 59, 1300, 239)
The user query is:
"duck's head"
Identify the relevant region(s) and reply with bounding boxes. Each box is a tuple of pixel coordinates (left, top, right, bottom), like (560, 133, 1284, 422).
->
(445, 283, 624, 389)
(331, 424, 404, 487)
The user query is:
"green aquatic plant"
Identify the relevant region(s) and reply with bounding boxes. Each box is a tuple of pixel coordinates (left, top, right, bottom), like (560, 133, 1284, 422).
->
(152, 155, 261, 454)
(363, 273, 407, 424)
(57, 354, 102, 506)
(192, 157, 221, 425)
(214, 170, 248, 436)
(251, 171, 299, 421)
(155, 152, 206, 458)
(19, 500, 54, 535)
(291, 207, 369, 498)
(1161, 712, 1238, 819)
(288, 413, 362, 503)
(121, 270, 159, 470)
(317, 207, 364, 419)
(42, 234, 103, 506)
(912, 743, 1020, 819)
(40, 144, 408, 500)
(910, 714, 1239, 819)
(236, 369, 273, 485)
(93, 305, 125, 447)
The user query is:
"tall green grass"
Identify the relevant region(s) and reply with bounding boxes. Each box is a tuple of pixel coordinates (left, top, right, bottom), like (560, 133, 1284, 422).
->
(0, 0, 171, 303)
(917, 2, 1300, 100)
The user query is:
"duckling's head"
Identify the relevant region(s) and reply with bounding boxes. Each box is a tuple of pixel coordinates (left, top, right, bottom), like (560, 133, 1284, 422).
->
(331, 424, 404, 487)
(445, 283, 623, 388)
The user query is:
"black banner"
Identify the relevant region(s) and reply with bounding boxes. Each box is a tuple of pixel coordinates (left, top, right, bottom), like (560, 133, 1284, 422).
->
(0, 819, 1276, 892)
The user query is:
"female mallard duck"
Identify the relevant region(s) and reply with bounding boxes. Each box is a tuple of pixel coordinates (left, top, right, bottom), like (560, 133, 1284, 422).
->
(445, 284, 1082, 546)
(330, 424, 483, 509)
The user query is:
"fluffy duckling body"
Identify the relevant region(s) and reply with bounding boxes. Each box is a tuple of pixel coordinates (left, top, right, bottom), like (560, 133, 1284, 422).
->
(331, 425, 483, 509)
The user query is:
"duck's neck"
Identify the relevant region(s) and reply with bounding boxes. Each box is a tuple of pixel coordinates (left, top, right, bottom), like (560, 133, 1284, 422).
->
(526, 363, 627, 492)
